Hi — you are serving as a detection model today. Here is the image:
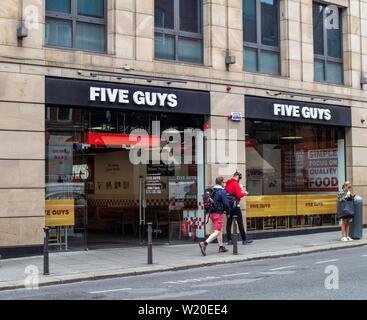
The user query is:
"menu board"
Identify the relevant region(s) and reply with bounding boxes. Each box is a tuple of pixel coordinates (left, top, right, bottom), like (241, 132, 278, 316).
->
(146, 173, 162, 194)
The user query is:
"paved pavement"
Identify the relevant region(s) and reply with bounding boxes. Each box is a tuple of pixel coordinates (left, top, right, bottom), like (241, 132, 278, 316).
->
(2, 246, 367, 300)
(0, 230, 366, 291)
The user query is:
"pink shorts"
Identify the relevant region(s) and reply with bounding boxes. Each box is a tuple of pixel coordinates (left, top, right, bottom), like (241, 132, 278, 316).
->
(210, 213, 224, 231)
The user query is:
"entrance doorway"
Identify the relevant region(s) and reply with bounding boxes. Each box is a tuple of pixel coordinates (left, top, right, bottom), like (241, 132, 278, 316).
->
(83, 147, 174, 245)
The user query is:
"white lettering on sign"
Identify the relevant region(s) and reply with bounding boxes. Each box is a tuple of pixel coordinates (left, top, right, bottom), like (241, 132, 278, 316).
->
(89, 87, 178, 108)
(273, 104, 331, 121)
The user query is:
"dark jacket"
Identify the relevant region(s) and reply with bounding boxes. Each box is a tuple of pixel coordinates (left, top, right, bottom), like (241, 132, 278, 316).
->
(225, 178, 246, 202)
(212, 185, 230, 214)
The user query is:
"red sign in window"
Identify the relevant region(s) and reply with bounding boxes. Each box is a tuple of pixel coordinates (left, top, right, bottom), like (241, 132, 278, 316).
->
(87, 132, 160, 147)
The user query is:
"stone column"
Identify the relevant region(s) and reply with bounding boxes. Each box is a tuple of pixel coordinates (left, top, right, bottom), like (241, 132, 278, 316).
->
(281, 0, 303, 80)
(346, 101, 367, 224)
(300, 0, 314, 82)
(205, 91, 246, 235)
(343, 0, 362, 88)
(135, 0, 154, 62)
(361, 0, 367, 89)
(115, 0, 135, 59)
(0, 1, 45, 247)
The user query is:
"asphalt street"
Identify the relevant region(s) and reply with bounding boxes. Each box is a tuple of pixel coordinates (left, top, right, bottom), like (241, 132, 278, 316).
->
(1, 246, 367, 300)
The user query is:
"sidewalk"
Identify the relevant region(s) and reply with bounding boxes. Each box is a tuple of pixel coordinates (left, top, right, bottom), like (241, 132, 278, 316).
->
(0, 230, 366, 291)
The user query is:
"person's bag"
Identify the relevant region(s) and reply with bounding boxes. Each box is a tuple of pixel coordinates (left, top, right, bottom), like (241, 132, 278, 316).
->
(226, 192, 238, 211)
(202, 188, 218, 223)
(337, 199, 355, 219)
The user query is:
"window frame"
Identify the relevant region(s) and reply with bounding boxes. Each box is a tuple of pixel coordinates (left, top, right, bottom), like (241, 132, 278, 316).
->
(313, 2, 344, 84)
(45, 0, 107, 53)
(243, 0, 281, 75)
(57, 107, 73, 122)
(154, 0, 204, 64)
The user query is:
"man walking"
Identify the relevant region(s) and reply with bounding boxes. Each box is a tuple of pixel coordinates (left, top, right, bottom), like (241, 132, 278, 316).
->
(225, 172, 253, 245)
(199, 177, 230, 256)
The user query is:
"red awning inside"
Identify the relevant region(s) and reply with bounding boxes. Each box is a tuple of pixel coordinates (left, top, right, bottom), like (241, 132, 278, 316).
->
(87, 132, 160, 147)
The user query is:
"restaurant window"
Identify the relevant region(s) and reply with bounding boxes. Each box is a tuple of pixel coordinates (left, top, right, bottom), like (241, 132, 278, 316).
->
(313, 3, 343, 84)
(57, 107, 73, 121)
(154, 0, 203, 64)
(45, 0, 106, 52)
(243, 0, 280, 75)
(46, 107, 205, 249)
(245, 120, 345, 231)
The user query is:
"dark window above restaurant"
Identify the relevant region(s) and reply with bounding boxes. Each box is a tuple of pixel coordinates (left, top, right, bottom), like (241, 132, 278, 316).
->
(154, 0, 203, 64)
(45, 0, 106, 52)
(243, 0, 280, 75)
(313, 2, 343, 84)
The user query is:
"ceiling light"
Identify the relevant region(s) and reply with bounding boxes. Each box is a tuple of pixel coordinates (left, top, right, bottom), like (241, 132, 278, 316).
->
(279, 136, 303, 140)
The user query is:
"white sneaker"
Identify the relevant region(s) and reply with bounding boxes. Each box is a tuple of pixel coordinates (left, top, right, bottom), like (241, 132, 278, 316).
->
(347, 237, 353, 241)
(341, 237, 348, 242)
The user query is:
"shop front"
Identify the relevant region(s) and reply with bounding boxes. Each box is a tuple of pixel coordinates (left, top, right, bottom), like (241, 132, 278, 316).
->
(245, 96, 351, 232)
(45, 77, 210, 249)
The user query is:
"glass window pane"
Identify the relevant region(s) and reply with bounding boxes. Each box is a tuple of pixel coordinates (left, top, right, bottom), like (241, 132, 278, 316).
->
(244, 47, 258, 72)
(77, 0, 104, 18)
(46, 0, 71, 13)
(260, 50, 279, 74)
(58, 108, 71, 121)
(314, 59, 325, 81)
(313, 4, 324, 55)
(261, 0, 279, 47)
(155, 32, 175, 60)
(155, 0, 174, 29)
(243, 0, 257, 43)
(180, 0, 202, 33)
(76, 22, 105, 52)
(326, 9, 342, 58)
(178, 37, 203, 63)
(45, 18, 72, 48)
(326, 62, 343, 84)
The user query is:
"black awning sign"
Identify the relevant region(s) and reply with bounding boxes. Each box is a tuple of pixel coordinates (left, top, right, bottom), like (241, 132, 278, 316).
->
(46, 77, 210, 116)
(245, 96, 351, 127)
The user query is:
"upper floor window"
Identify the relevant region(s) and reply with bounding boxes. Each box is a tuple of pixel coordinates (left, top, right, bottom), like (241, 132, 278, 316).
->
(313, 3, 343, 84)
(45, 0, 106, 52)
(154, 0, 203, 64)
(243, 0, 280, 75)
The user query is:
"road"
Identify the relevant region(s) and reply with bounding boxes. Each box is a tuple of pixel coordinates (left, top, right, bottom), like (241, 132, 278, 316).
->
(1, 246, 367, 300)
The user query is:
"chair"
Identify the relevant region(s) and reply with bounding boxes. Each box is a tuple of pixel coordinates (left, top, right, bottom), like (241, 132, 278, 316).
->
(121, 210, 138, 236)
(154, 211, 169, 239)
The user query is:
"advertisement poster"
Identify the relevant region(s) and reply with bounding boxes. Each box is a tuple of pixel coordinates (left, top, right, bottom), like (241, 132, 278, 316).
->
(246, 194, 337, 218)
(94, 151, 133, 195)
(282, 148, 338, 192)
(306, 149, 338, 191)
(47, 144, 73, 182)
(45, 199, 75, 227)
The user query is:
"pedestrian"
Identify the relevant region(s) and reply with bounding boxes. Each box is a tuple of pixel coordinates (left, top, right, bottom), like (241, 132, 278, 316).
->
(225, 171, 253, 245)
(199, 177, 230, 256)
(337, 181, 355, 242)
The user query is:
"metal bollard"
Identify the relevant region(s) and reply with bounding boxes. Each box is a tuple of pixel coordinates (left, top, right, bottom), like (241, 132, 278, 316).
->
(232, 216, 238, 255)
(43, 227, 50, 275)
(147, 223, 153, 264)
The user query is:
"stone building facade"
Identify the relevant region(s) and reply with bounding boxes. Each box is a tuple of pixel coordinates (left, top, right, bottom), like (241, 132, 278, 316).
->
(0, 0, 366, 252)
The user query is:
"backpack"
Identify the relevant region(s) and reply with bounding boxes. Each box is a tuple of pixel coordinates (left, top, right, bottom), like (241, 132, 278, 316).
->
(226, 192, 238, 211)
(202, 188, 219, 223)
